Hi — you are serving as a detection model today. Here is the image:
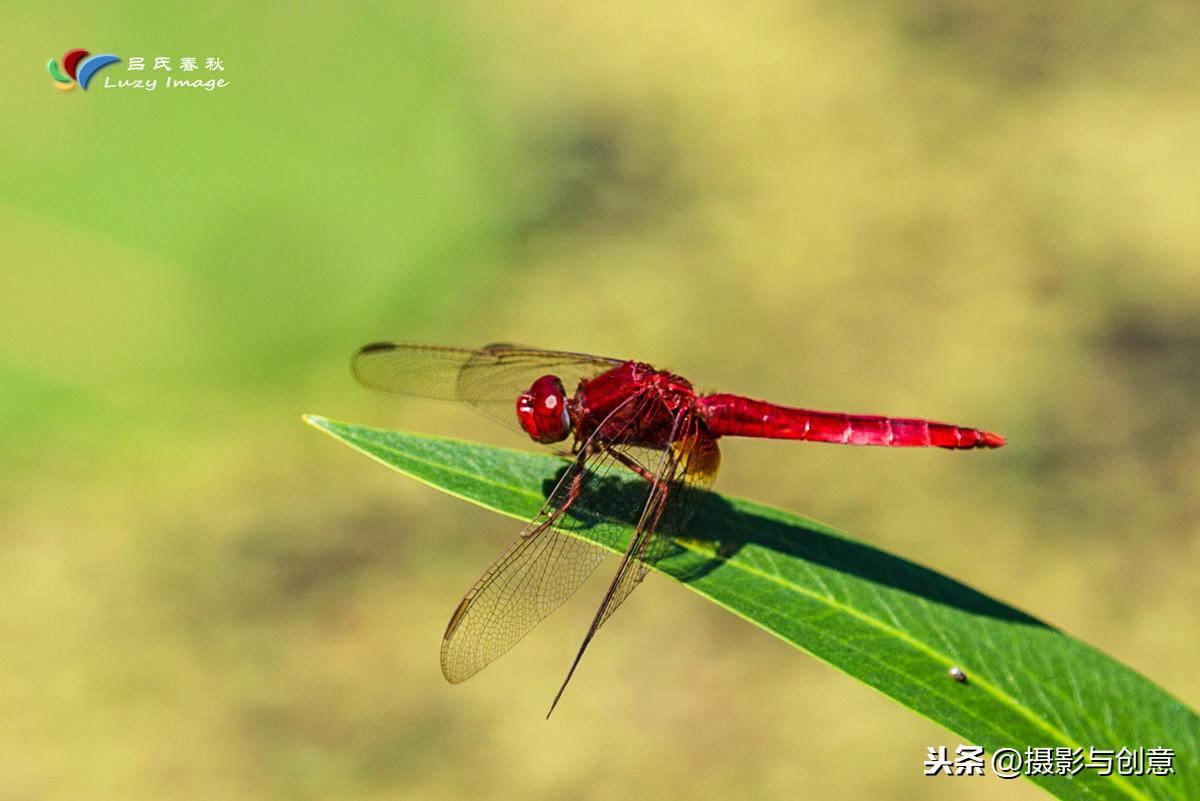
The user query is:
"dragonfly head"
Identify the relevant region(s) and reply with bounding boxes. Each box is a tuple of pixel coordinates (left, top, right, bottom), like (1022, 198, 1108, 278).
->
(517, 375, 571, 444)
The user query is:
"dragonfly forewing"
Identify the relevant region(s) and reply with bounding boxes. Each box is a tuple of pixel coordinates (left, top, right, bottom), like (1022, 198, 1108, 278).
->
(439, 391, 660, 683)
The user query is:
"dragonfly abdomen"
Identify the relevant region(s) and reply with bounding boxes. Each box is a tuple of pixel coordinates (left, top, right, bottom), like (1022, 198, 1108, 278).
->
(696, 394, 1004, 449)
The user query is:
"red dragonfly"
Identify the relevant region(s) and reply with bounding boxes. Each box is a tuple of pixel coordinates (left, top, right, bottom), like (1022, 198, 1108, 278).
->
(353, 342, 1004, 715)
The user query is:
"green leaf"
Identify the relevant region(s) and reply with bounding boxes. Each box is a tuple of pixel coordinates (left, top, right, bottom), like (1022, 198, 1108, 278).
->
(305, 415, 1197, 801)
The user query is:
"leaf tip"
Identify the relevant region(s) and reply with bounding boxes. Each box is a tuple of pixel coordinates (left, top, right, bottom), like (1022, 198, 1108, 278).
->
(302, 414, 330, 431)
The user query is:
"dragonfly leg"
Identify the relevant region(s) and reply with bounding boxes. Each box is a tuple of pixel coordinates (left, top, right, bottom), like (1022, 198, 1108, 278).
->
(522, 446, 594, 538)
(603, 445, 659, 485)
(603, 446, 674, 535)
(602, 443, 674, 549)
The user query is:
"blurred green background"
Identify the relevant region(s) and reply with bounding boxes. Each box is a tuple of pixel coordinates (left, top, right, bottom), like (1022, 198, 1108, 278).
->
(3, 2, 1198, 799)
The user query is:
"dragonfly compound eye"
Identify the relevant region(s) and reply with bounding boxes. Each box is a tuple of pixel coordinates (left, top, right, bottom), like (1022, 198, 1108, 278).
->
(517, 375, 571, 444)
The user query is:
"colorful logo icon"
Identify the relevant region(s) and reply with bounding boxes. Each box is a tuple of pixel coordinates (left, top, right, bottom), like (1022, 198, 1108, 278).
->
(47, 48, 121, 91)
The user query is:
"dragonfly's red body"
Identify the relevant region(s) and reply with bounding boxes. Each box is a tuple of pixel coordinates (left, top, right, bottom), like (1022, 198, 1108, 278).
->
(352, 342, 1004, 715)
(570, 362, 697, 448)
(570, 360, 1004, 451)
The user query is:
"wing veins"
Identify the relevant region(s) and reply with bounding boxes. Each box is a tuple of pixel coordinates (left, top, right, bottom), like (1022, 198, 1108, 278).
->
(546, 406, 699, 715)
(439, 389, 657, 682)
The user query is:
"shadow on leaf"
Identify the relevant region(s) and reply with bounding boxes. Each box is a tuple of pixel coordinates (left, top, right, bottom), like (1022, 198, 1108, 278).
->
(546, 466, 1046, 628)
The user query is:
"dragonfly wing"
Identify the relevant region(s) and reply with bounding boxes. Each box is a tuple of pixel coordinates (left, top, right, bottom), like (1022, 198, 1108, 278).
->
(545, 408, 720, 715)
(441, 522, 610, 683)
(352, 342, 623, 431)
(601, 414, 720, 623)
(439, 391, 658, 682)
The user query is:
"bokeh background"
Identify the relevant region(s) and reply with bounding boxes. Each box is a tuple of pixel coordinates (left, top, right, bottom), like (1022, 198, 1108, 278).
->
(3, 2, 1198, 799)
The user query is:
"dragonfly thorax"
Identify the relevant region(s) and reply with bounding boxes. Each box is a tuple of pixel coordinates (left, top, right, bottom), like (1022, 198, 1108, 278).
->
(516, 375, 572, 444)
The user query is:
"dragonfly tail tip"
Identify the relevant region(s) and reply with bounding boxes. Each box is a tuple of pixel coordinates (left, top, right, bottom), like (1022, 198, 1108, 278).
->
(981, 431, 1006, 448)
